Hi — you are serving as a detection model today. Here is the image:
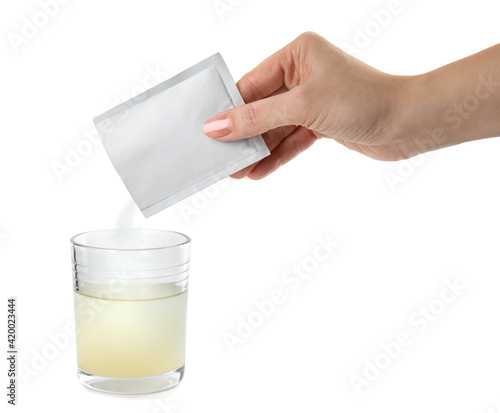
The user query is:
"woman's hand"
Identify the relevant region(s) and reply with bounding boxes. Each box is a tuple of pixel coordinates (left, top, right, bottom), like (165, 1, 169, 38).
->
(203, 32, 500, 179)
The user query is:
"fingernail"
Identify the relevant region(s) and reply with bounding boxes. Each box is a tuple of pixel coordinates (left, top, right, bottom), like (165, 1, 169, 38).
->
(203, 114, 232, 138)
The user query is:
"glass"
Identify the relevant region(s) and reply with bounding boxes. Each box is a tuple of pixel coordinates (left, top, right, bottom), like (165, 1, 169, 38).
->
(70, 229, 190, 394)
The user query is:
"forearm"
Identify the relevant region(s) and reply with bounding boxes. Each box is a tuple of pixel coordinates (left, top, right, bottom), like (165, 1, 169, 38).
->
(393, 44, 500, 157)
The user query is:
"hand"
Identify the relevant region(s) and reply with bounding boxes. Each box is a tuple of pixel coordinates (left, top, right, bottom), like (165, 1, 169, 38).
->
(203, 31, 405, 179)
(203, 32, 500, 179)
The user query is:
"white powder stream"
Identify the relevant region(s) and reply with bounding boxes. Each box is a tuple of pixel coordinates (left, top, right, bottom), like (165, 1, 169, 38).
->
(115, 198, 142, 229)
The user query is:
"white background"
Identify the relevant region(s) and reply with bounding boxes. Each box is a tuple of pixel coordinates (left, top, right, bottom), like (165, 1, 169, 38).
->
(2, 0, 500, 412)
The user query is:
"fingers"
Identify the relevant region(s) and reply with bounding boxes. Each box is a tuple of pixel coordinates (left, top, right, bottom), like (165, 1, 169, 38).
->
(202, 33, 319, 179)
(247, 126, 317, 180)
(267, 84, 289, 98)
(262, 124, 298, 152)
(204, 38, 305, 141)
(235, 31, 321, 103)
(236, 45, 288, 103)
(230, 125, 297, 179)
(203, 89, 304, 141)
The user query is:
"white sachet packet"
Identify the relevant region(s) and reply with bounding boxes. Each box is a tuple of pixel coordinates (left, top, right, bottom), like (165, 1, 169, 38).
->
(94, 53, 270, 218)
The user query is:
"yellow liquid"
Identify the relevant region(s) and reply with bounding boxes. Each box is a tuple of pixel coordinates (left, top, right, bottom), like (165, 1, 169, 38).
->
(74, 291, 187, 378)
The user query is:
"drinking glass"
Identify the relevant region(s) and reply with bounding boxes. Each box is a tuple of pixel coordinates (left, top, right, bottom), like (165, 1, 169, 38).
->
(70, 229, 190, 394)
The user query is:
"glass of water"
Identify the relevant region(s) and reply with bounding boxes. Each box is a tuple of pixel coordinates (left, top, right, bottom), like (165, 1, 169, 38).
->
(70, 229, 190, 394)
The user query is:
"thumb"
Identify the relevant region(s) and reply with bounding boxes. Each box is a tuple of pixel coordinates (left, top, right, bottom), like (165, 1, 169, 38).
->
(203, 92, 299, 141)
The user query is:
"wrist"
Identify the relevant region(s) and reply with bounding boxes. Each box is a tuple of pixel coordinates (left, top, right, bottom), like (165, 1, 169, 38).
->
(387, 73, 452, 159)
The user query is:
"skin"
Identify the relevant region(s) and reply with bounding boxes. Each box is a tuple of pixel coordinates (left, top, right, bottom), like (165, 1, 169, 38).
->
(203, 32, 500, 179)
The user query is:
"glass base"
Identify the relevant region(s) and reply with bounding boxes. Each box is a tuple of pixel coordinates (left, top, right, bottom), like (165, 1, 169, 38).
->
(77, 366, 184, 395)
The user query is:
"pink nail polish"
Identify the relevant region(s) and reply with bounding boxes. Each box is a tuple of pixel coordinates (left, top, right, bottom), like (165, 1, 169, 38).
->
(203, 115, 232, 138)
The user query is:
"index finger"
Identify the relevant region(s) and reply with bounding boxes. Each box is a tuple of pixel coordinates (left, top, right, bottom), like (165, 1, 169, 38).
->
(236, 46, 288, 103)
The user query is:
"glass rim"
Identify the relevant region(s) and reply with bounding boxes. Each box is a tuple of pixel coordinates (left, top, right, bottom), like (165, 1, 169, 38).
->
(70, 228, 191, 252)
